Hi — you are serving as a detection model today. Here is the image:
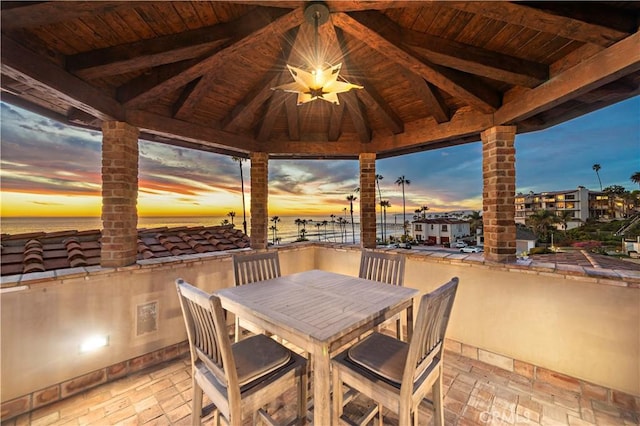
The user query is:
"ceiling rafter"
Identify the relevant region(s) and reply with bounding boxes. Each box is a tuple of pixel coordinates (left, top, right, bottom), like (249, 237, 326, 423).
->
(332, 23, 403, 135)
(341, 91, 371, 143)
(0, 36, 123, 121)
(354, 11, 548, 88)
(222, 73, 280, 132)
(399, 68, 450, 124)
(121, 7, 304, 108)
(444, 2, 630, 47)
(332, 11, 501, 114)
(494, 31, 640, 124)
(67, 24, 232, 80)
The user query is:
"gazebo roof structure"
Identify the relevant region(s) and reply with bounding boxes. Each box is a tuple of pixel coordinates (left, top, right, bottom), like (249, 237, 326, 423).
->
(1, 1, 638, 160)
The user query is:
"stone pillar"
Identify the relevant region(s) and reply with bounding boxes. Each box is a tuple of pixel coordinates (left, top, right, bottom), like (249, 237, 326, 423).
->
(101, 121, 139, 268)
(250, 152, 269, 249)
(481, 126, 517, 263)
(359, 153, 377, 249)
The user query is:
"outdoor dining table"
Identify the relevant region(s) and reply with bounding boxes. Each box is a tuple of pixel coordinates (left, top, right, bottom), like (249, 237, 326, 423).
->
(216, 269, 419, 425)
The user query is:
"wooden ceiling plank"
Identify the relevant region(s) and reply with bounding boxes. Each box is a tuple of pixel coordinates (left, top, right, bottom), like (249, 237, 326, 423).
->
(331, 22, 403, 135)
(341, 91, 371, 143)
(445, 2, 630, 47)
(172, 77, 203, 120)
(328, 102, 345, 141)
(494, 32, 640, 124)
(332, 11, 500, 114)
(122, 7, 304, 108)
(117, 59, 200, 104)
(0, 1, 149, 30)
(399, 69, 450, 124)
(257, 91, 285, 142)
(222, 74, 280, 132)
(285, 96, 300, 140)
(356, 85, 403, 135)
(67, 24, 232, 79)
(398, 23, 548, 87)
(126, 109, 259, 152)
(225, 1, 424, 12)
(1, 36, 123, 121)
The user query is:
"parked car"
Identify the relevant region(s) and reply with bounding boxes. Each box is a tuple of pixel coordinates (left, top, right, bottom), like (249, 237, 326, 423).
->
(460, 246, 484, 253)
(453, 241, 467, 248)
(398, 242, 412, 249)
(385, 243, 400, 249)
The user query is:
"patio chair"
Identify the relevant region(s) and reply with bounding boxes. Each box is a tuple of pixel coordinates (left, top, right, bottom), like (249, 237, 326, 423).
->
(232, 251, 281, 342)
(331, 277, 459, 426)
(359, 250, 406, 340)
(176, 278, 307, 426)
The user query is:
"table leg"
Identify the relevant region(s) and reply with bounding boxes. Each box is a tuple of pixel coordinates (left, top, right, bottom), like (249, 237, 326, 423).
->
(312, 345, 331, 425)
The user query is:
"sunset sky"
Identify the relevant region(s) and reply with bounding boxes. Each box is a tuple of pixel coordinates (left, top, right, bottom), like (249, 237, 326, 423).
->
(1, 96, 638, 219)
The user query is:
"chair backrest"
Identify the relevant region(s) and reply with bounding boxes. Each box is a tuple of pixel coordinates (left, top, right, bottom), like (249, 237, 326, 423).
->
(175, 279, 240, 398)
(402, 277, 458, 388)
(233, 251, 281, 286)
(359, 250, 405, 286)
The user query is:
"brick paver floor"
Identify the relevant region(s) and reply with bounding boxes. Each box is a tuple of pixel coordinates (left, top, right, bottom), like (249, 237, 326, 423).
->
(6, 351, 638, 425)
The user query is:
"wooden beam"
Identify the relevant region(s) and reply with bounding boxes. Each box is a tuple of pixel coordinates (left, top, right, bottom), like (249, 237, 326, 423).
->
(67, 25, 231, 80)
(353, 11, 547, 88)
(332, 25, 403, 135)
(126, 109, 259, 153)
(369, 108, 494, 155)
(123, 7, 304, 108)
(1, 36, 123, 121)
(445, 2, 630, 47)
(256, 91, 285, 142)
(494, 32, 640, 124)
(399, 69, 450, 124)
(332, 12, 501, 114)
(226, 1, 423, 12)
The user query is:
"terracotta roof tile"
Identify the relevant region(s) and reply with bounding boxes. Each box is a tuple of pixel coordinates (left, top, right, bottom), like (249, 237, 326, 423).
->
(1, 224, 250, 276)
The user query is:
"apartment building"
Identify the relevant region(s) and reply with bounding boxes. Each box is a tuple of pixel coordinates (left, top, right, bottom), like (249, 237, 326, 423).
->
(515, 186, 617, 229)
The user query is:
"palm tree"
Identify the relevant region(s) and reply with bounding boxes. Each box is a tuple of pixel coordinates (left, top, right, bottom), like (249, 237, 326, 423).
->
(322, 220, 328, 241)
(420, 205, 429, 219)
(631, 171, 640, 188)
(346, 193, 357, 243)
(465, 211, 483, 236)
(227, 211, 236, 225)
(294, 218, 302, 239)
(232, 157, 248, 234)
(375, 174, 384, 241)
(329, 214, 337, 241)
(395, 176, 411, 236)
(592, 163, 603, 191)
(270, 216, 280, 244)
(526, 209, 559, 242)
(557, 210, 574, 231)
(380, 200, 391, 243)
(315, 222, 322, 240)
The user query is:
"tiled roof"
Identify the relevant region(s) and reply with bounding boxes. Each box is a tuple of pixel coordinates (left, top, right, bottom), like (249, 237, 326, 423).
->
(0, 225, 250, 276)
(531, 250, 640, 271)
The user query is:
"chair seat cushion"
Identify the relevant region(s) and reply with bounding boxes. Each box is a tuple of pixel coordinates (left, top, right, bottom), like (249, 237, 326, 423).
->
(229, 334, 291, 388)
(347, 332, 408, 385)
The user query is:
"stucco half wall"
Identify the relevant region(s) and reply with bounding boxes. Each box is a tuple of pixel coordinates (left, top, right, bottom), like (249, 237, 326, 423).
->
(1, 244, 638, 404)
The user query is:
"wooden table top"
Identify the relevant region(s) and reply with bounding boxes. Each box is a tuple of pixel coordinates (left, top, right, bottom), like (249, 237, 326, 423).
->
(216, 269, 419, 343)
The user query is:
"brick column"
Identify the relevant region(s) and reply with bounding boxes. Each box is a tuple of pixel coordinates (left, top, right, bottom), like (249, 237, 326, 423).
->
(101, 121, 139, 268)
(250, 152, 269, 249)
(481, 126, 517, 263)
(359, 153, 377, 249)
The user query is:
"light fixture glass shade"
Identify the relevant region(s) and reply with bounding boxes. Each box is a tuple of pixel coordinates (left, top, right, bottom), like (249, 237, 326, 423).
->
(273, 63, 363, 105)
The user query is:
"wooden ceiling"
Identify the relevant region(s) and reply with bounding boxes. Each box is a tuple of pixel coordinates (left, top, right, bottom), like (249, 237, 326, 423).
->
(1, 1, 638, 159)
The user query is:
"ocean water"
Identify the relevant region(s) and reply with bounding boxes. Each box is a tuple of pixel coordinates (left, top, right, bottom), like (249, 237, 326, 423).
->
(0, 216, 407, 244)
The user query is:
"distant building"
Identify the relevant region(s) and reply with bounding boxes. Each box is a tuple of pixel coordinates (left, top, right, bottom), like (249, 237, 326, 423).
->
(514, 186, 628, 229)
(411, 218, 471, 245)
